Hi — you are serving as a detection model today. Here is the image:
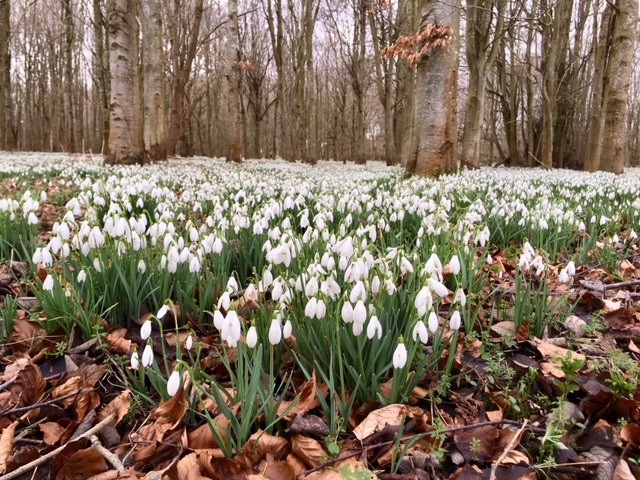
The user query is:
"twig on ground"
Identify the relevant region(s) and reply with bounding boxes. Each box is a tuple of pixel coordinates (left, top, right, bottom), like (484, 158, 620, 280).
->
(303, 419, 541, 476)
(0, 413, 115, 480)
(0, 376, 18, 394)
(90, 435, 125, 474)
(604, 279, 640, 290)
(0, 389, 90, 416)
(489, 420, 528, 480)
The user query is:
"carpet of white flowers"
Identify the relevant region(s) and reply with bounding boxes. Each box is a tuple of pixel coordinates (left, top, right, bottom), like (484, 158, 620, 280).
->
(2, 152, 640, 477)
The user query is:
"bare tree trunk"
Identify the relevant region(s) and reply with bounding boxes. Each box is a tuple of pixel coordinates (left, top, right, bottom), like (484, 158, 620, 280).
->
(106, 0, 143, 164)
(460, 0, 506, 169)
(92, 0, 110, 154)
(141, 0, 166, 161)
(0, 0, 10, 150)
(396, 0, 418, 169)
(368, 4, 396, 165)
(62, 0, 75, 151)
(226, 0, 242, 163)
(412, 0, 460, 176)
(599, 0, 638, 173)
(585, 0, 613, 172)
(166, 0, 203, 156)
(351, 0, 367, 165)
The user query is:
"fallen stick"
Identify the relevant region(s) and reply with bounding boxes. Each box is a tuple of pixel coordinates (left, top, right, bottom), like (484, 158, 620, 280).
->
(489, 420, 528, 480)
(0, 414, 115, 480)
(90, 435, 125, 474)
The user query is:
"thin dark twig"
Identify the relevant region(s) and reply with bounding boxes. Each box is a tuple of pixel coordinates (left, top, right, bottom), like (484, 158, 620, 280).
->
(0, 388, 91, 416)
(303, 419, 541, 476)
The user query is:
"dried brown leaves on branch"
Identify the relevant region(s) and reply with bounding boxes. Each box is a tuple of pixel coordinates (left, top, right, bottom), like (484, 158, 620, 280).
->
(382, 24, 453, 66)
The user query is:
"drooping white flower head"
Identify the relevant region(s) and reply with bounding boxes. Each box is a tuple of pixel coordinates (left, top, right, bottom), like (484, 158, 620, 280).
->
(450, 311, 461, 331)
(246, 325, 258, 348)
(142, 344, 154, 367)
(366, 315, 382, 340)
(42, 274, 54, 292)
(412, 320, 428, 344)
(167, 369, 181, 397)
(393, 341, 408, 369)
(140, 319, 152, 340)
(268, 318, 282, 345)
(130, 350, 140, 370)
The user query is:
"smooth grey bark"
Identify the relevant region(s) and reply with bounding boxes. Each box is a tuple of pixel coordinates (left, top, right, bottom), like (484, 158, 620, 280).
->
(106, 0, 143, 164)
(141, 0, 166, 161)
(412, 0, 461, 176)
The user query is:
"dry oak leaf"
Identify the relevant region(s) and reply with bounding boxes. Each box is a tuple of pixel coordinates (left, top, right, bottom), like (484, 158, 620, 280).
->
(237, 429, 289, 467)
(153, 388, 188, 435)
(352, 404, 422, 442)
(55, 446, 109, 480)
(534, 338, 586, 363)
(0, 420, 18, 474)
(105, 328, 132, 355)
(453, 424, 499, 464)
(291, 434, 328, 469)
(170, 452, 211, 480)
(620, 423, 640, 447)
(277, 373, 328, 420)
(1, 357, 46, 408)
(40, 421, 68, 445)
(97, 390, 132, 427)
(6, 319, 48, 355)
(614, 459, 637, 480)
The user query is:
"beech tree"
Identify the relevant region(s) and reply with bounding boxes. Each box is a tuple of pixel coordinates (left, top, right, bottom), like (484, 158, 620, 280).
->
(105, 0, 143, 164)
(411, 0, 461, 175)
(226, 0, 243, 163)
(0, 0, 10, 150)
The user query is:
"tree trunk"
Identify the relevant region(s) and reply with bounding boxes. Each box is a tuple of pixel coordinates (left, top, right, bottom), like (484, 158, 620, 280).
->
(166, 0, 203, 156)
(0, 0, 10, 150)
(599, 0, 638, 173)
(106, 0, 143, 164)
(412, 0, 460, 176)
(460, 0, 506, 169)
(141, 0, 167, 161)
(226, 0, 242, 163)
(62, 0, 75, 151)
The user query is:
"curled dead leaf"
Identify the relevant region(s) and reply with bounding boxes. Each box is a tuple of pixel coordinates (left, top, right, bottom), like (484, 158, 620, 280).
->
(291, 434, 328, 469)
(0, 421, 18, 474)
(1, 357, 46, 409)
(97, 390, 132, 427)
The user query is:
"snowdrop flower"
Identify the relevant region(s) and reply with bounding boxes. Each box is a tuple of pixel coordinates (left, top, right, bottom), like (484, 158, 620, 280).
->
(448, 255, 461, 275)
(428, 311, 439, 333)
(349, 281, 366, 304)
(42, 274, 54, 292)
(412, 320, 429, 344)
(27, 212, 39, 225)
(218, 292, 231, 311)
(415, 286, 433, 317)
(213, 309, 225, 330)
(167, 369, 181, 397)
(316, 299, 327, 319)
(77, 270, 87, 283)
(137, 259, 146, 274)
(130, 350, 140, 370)
(189, 255, 201, 273)
(428, 277, 449, 298)
(268, 318, 282, 345)
(366, 315, 382, 340)
(283, 319, 293, 339)
(353, 300, 367, 325)
(140, 319, 152, 340)
(246, 325, 258, 348)
(142, 344, 154, 367)
(93, 258, 102, 273)
(371, 275, 381, 295)
(558, 269, 570, 284)
(227, 276, 239, 292)
(393, 340, 408, 369)
(305, 277, 319, 297)
(221, 310, 241, 347)
(341, 301, 354, 323)
(486, 254, 494, 265)
(565, 260, 576, 276)
(305, 297, 318, 318)
(185, 335, 194, 351)
(157, 304, 170, 319)
(32, 247, 43, 264)
(454, 288, 466, 307)
(450, 311, 461, 331)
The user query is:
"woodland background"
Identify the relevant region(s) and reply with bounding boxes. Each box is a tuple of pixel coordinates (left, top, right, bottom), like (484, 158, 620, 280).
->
(0, 0, 638, 173)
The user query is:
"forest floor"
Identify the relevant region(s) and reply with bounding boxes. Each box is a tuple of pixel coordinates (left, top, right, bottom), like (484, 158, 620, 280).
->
(0, 153, 640, 480)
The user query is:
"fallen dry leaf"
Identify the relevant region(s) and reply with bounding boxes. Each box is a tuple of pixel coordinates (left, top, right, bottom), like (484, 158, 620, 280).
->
(105, 328, 132, 354)
(453, 425, 499, 464)
(0, 420, 17, 474)
(614, 459, 636, 480)
(534, 338, 586, 362)
(277, 374, 327, 420)
(291, 434, 328, 469)
(352, 404, 407, 441)
(40, 421, 68, 445)
(171, 452, 210, 480)
(1, 357, 46, 409)
(237, 429, 289, 467)
(54, 446, 109, 480)
(620, 423, 640, 446)
(97, 390, 132, 427)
